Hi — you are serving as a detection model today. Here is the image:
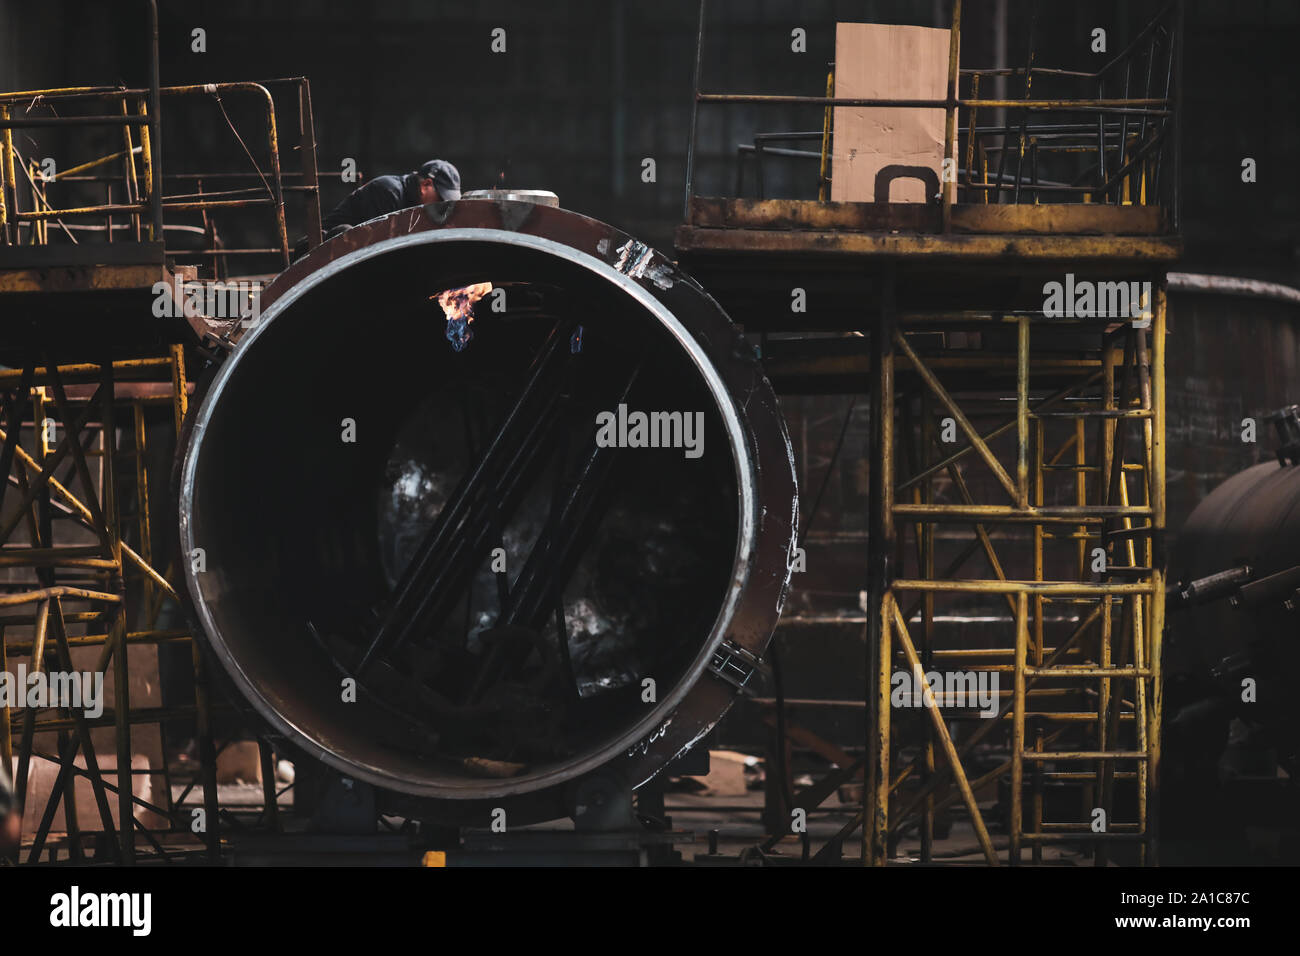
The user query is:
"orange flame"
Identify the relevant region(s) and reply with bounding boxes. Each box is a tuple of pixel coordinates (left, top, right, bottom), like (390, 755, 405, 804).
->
(432, 282, 494, 352)
(434, 282, 494, 323)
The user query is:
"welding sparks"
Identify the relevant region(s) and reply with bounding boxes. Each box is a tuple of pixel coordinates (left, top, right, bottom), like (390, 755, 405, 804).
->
(432, 282, 494, 352)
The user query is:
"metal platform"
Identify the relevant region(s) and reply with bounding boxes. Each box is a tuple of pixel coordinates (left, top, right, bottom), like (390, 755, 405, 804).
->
(678, 198, 1180, 263)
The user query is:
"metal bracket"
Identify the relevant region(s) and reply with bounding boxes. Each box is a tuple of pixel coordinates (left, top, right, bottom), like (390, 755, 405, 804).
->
(1265, 405, 1300, 466)
(708, 639, 765, 691)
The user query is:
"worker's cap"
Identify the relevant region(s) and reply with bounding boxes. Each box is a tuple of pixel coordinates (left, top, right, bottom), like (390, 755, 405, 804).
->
(418, 159, 461, 201)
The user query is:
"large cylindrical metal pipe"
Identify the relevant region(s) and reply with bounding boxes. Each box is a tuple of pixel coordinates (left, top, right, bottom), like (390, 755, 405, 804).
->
(178, 200, 797, 823)
(1174, 459, 1300, 648)
(1170, 449, 1300, 771)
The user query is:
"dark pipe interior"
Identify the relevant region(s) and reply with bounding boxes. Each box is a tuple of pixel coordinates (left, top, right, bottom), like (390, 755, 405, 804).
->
(185, 239, 740, 794)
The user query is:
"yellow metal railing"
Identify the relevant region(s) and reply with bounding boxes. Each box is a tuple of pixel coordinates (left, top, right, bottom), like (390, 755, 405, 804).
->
(689, 0, 1183, 229)
(0, 79, 324, 271)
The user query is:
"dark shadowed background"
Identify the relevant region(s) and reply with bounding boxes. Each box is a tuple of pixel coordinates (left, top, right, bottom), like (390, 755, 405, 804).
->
(1, 0, 1295, 272)
(2, 0, 1296, 782)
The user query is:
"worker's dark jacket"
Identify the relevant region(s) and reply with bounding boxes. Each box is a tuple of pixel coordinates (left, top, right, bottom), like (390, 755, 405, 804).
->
(321, 172, 422, 232)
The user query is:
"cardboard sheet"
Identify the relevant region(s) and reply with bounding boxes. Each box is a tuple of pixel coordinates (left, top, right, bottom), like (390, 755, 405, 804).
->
(831, 23, 955, 204)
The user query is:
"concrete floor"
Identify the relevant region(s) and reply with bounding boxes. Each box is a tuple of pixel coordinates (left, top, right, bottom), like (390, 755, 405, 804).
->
(21, 780, 1092, 864)
(664, 789, 1083, 864)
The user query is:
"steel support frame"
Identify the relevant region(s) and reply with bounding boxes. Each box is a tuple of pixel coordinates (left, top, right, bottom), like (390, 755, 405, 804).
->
(0, 346, 224, 864)
(862, 282, 1167, 866)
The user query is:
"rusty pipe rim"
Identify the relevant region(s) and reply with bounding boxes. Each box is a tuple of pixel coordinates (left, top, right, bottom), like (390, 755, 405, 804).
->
(180, 226, 758, 800)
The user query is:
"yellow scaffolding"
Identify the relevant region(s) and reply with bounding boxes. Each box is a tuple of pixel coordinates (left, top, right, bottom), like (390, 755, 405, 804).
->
(0, 347, 224, 864)
(863, 296, 1167, 866)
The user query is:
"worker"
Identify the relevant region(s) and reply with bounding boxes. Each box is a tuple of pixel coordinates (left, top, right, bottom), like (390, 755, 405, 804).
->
(297, 159, 462, 257)
(323, 158, 461, 232)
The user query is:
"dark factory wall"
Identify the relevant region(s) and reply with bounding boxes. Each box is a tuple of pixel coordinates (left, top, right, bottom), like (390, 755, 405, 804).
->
(3, 0, 1295, 272)
(1166, 294, 1300, 527)
(3, 0, 1298, 760)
